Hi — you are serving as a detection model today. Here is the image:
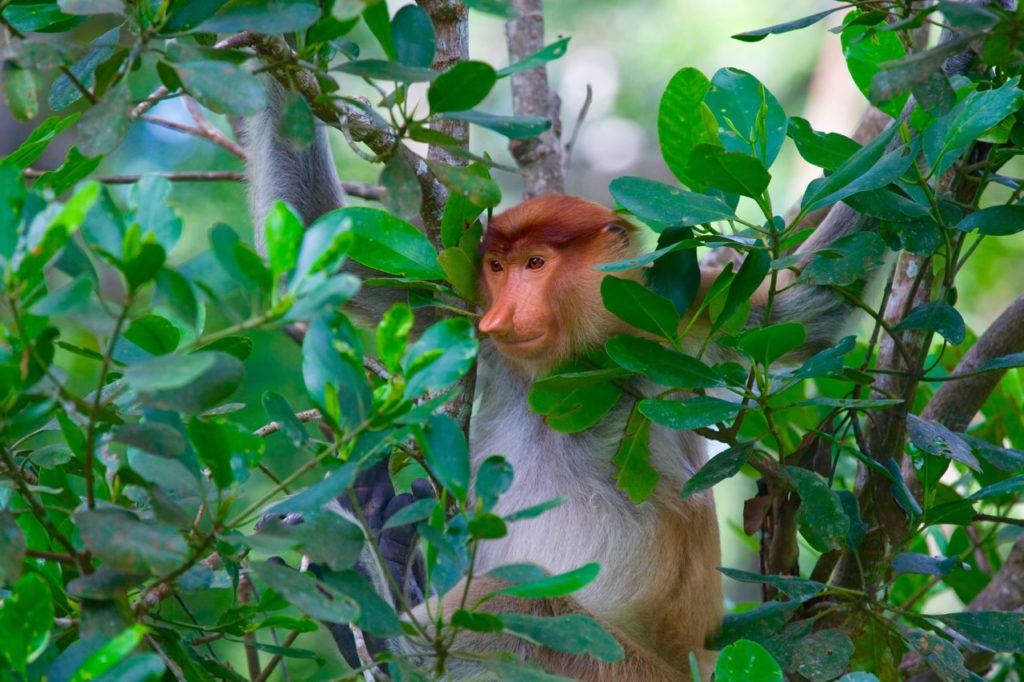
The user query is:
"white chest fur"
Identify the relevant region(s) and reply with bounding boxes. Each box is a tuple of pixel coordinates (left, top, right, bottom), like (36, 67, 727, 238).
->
(469, 345, 707, 621)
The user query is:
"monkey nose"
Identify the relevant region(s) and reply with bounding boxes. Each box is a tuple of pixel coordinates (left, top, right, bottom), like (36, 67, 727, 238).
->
(479, 306, 512, 336)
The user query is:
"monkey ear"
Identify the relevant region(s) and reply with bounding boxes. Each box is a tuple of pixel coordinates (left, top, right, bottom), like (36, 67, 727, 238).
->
(604, 222, 631, 245)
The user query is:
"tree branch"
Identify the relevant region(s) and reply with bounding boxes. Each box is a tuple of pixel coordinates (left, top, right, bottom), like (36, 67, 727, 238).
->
(505, 0, 565, 198)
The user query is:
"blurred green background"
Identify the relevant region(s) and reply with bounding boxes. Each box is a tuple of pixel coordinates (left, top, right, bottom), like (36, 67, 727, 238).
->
(4, 1, 1023, 677)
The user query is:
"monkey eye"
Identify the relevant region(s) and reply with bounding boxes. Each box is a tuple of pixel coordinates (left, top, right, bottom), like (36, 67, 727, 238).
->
(489, 259, 504, 273)
(525, 256, 545, 271)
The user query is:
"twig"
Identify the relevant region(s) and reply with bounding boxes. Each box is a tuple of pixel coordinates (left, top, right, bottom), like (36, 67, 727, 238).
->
(563, 83, 592, 173)
(25, 548, 78, 564)
(143, 110, 246, 160)
(133, 85, 170, 118)
(349, 625, 379, 681)
(254, 409, 322, 438)
(146, 634, 188, 682)
(973, 513, 1024, 528)
(239, 572, 263, 681)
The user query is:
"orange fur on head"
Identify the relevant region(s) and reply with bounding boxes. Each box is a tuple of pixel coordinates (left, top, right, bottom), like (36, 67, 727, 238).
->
(479, 196, 640, 372)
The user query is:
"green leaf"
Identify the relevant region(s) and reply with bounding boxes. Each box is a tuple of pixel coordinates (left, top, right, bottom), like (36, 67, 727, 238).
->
(70, 626, 151, 682)
(793, 629, 856, 682)
(488, 563, 600, 599)
(250, 560, 359, 623)
(76, 82, 132, 156)
(443, 110, 551, 139)
(262, 392, 309, 446)
(647, 225, 702, 315)
(392, 4, 434, 68)
(127, 351, 244, 415)
(174, 59, 267, 115)
(402, 317, 478, 398)
(0, 510, 25, 584)
(715, 640, 783, 682)
(438, 245, 479, 303)
(737, 322, 807, 366)
(787, 117, 861, 170)
(112, 421, 186, 458)
(427, 161, 502, 208)
(925, 78, 1024, 177)
(679, 442, 754, 502)
(893, 552, 964, 577)
(608, 176, 736, 227)
(4, 3, 83, 31)
(303, 316, 370, 428)
(196, 0, 320, 32)
(292, 210, 354, 285)
(640, 396, 742, 430)
(3, 113, 79, 169)
(719, 567, 824, 602)
(76, 508, 189, 575)
(605, 335, 720, 389)
(264, 201, 304, 278)
(48, 27, 117, 110)
(716, 601, 800, 648)
(600, 276, 680, 341)
(686, 144, 771, 198)
(842, 12, 909, 118)
(428, 61, 497, 113)
(715, 248, 770, 332)
(497, 37, 570, 77)
(612, 405, 658, 503)
(500, 613, 624, 662)
(17, 181, 99, 279)
(705, 68, 787, 166)
(970, 473, 1024, 500)
(529, 364, 623, 434)
(476, 455, 514, 509)
(932, 611, 1024, 653)
(335, 59, 437, 82)
(785, 467, 850, 552)
(0, 573, 52, 676)
(902, 627, 976, 681)
(277, 89, 314, 153)
(732, 9, 840, 42)
(341, 206, 443, 279)
(956, 204, 1024, 236)
(262, 462, 358, 517)
(801, 130, 917, 212)
(3, 61, 38, 121)
(799, 232, 887, 287)
(123, 314, 181, 355)
(383, 498, 437, 530)
(481, 660, 569, 682)
(188, 418, 264, 489)
(129, 175, 182, 252)
(658, 67, 721, 188)
(379, 154, 422, 221)
(417, 413, 470, 501)
(0, 160, 25, 259)
(894, 301, 966, 345)
(29, 276, 93, 317)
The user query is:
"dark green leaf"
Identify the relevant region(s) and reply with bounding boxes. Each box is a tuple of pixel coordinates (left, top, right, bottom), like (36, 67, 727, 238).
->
(174, 59, 267, 115)
(383, 498, 437, 530)
(640, 396, 742, 430)
(737, 322, 807, 366)
(600, 276, 680, 341)
(612, 406, 658, 503)
(893, 552, 965, 577)
(842, 12, 909, 118)
(0, 510, 25, 584)
(124, 314, 180, 355)
(705, 68, 787, 166)
(956, 204, 1024, 236)
(529, 365, 622, 434)
(716, 601, 800, 648)
(720, 568, 824, 602)
(497, 37, 570, 77)
(443, 110, 551, 139)
(500, 613, 624, 662)
(264, 200, 303, 278)
(801, 131, 917, 212)
(902, 627, 976, 681)
(785, 467, 850, 552)
(732, 9, 840, 42)
(427, 161, 502, 208)
(462, 0, 520, 18)
(680, 442, 754, 501)
(799, 232, 887, 287)
(787, 117, 861, 170)
(196, 0, 320, 33)
(686, 144, 771, 198)
(335, 59, 437, 82)
(77, 83, 131, 156)
(402, 317, 478, 398)
(380, 154, 423, 221)
(128, 351, 244, 415)
(606, 335, 720, 389)
(970, 474, 1024, 500)
(250, 560, 359, 623)
(428, 61, 496, 113)
(112, 421, 186, 458)
(793, 629, 855, 682)
(69, 625, 150, 682)
(342, 206, 443, 279)
(476, 455, 514, 508)
(416, 413, 470, 501)
(48, 28, 117, 110)
(933, 611, 1024, 653)
(392, 4, 434, 68)
(262, 462, 358, 517)
(3, 61, 38, 121)
(76, 508, 189, 575)
(894, 302, 966, 345)
(609, 176, 736, 227)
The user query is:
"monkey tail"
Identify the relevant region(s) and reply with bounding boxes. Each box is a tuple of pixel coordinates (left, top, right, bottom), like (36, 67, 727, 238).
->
(242, 79, 346, 249)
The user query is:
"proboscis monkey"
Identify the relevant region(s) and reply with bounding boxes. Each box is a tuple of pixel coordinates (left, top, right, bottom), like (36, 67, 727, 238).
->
(245, 81, 878, 679)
